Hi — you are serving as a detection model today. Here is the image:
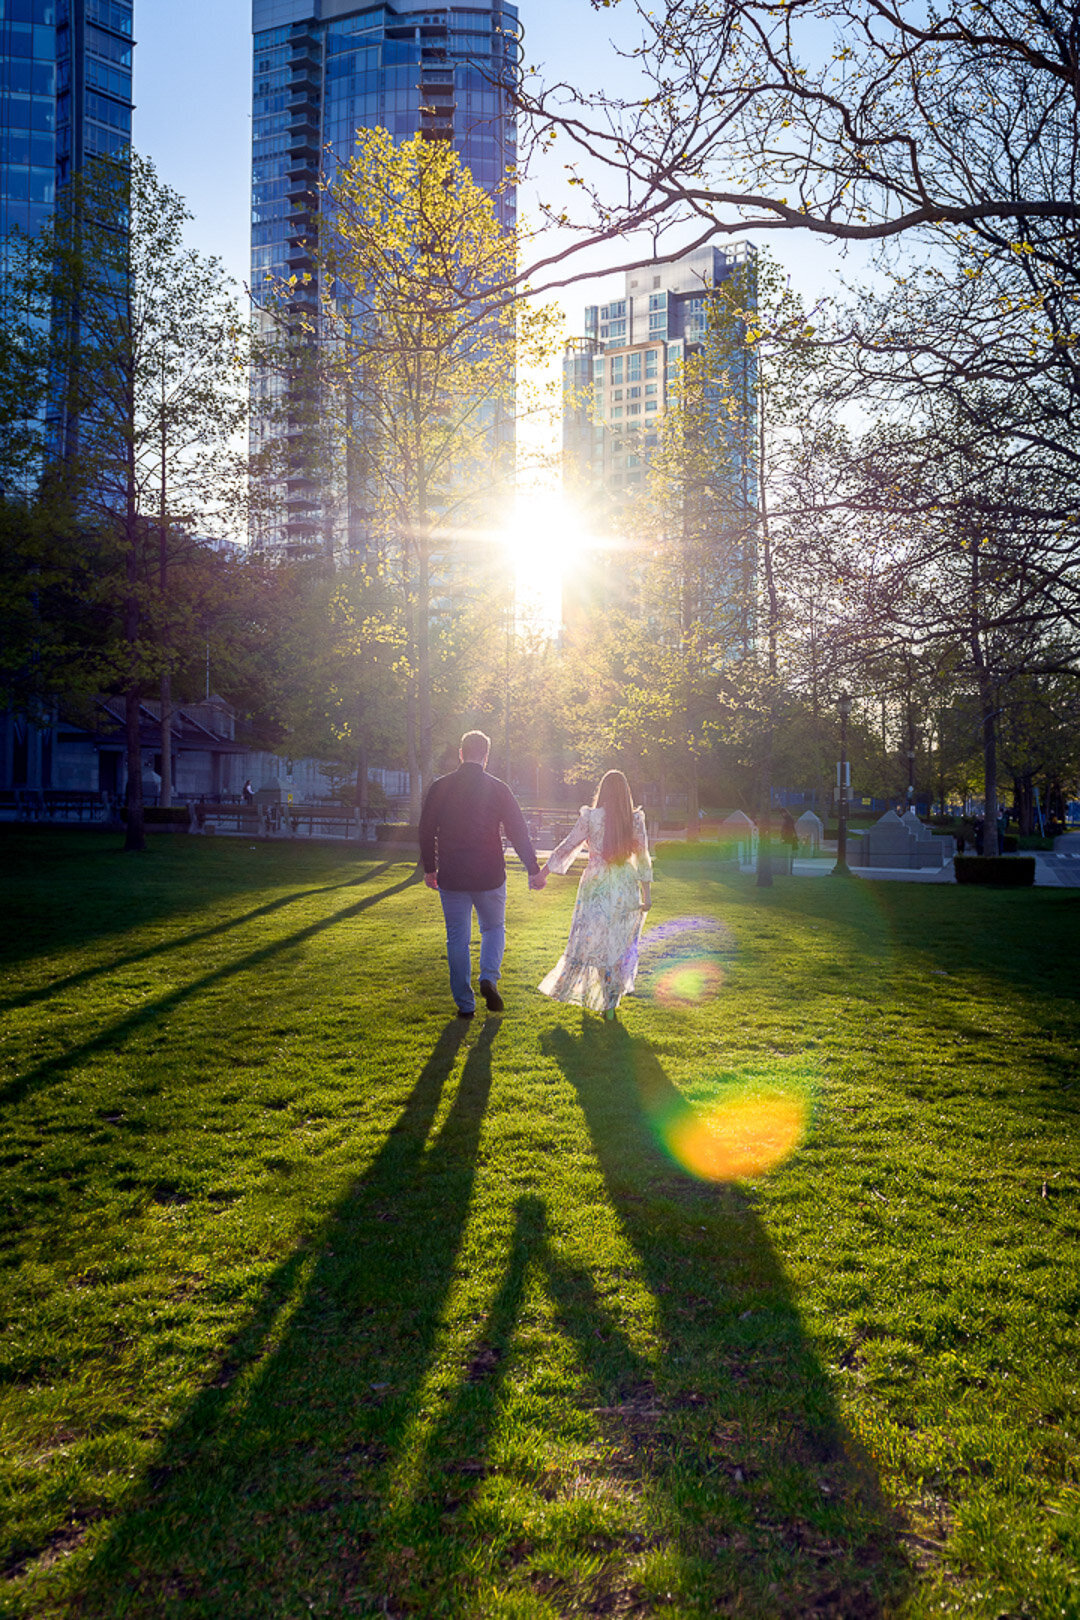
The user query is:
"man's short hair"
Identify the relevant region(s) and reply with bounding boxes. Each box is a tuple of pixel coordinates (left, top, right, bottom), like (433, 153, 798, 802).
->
(460, 730, 490, 763)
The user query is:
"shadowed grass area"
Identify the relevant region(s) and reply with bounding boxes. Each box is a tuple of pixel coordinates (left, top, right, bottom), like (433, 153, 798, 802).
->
(1, 828, 1078, 1617)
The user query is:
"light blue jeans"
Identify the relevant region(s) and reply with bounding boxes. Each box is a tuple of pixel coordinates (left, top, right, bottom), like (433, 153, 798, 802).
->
(439, 883, 506, 1013)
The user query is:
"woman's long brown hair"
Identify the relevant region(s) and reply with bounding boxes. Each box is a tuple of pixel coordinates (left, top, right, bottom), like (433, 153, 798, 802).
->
(594, 769, 636, 863)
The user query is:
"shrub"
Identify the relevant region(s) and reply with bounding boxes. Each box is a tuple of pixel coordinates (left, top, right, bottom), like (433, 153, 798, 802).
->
(376, 822, 420, 843)
(654, 839, 733, 862)
(954, 855, 1035, 887)
(121, 806, 191, 828)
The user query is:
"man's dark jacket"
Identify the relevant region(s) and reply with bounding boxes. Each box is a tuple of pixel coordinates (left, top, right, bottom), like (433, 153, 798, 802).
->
(419, 761, 540, 892)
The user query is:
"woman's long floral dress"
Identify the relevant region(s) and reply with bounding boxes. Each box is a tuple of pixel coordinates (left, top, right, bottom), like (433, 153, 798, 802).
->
(538, 805, 653, 1013)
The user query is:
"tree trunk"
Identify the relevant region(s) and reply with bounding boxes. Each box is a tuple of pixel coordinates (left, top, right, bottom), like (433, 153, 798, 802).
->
(159, 669, 172, 809)
(969, 542, 999, 859)
(123, 480, 145, 851)
(686, 752, 700, 841)
(124, 681, 145, 852)
(407, 677, 421, 825)
(1015, 773, 1032, 836)
(417, 530, 433, 803)
(756, 749, 774, 887)
(755, 387, 776, 887)
(978, 677, 999, 859)
(356, 744, 369, 818)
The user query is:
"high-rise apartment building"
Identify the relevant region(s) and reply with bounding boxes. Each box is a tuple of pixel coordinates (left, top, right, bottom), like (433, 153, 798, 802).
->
(250, 0, 521, 558)
(1, 0, 133, 251)
(562, 244, 757, 639)
(1, 0, 134, 479)
(563, 245, 755, 510)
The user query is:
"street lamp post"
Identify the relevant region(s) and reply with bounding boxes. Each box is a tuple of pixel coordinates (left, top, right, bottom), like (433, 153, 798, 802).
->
(833, 690, 853, 876)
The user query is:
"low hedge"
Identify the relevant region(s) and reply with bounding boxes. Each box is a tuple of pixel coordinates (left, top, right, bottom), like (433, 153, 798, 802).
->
(954, 855, 1035, 887)
(654, 839, 731, 862)
(120, 805, 191, 827)
(376, 822, 420, 843)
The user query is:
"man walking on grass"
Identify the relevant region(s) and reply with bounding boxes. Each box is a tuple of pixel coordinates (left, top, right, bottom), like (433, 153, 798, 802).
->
(419, 730, 546, 1018)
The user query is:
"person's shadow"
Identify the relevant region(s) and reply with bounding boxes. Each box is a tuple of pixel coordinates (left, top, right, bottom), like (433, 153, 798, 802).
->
(74, 1018, 911, 1616)
(531, 1018, 913, 1614)
(77, 1017, 497, 1616)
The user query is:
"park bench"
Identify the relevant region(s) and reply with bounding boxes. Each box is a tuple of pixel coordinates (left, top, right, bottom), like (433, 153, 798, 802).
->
(286, 802, 356, 838)
(196, 804, 262, 836)
(42, 789, 108, 821)
(16, 789, 45, 820)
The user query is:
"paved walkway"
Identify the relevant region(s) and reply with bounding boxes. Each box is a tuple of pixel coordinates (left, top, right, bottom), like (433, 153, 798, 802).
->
(730, 843, 1080, 887)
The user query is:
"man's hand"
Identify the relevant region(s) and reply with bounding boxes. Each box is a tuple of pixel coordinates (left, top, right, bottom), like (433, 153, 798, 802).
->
(424, 871, 439, 890)
(528, 869, 547, 891)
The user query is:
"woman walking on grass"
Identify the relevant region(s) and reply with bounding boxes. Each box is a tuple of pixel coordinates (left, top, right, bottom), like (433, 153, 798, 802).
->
(537, 770, 652, 1020)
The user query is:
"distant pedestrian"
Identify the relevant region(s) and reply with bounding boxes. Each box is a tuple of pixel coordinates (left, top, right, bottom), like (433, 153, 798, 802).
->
(242, 779, 254, 805)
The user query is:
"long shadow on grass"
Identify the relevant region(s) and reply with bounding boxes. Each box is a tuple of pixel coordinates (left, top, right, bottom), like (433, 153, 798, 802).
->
(0, 859, 402, 1014)
(534, 1019, 914, 1616)
(74, 1016, 497, 1617)
(0, 867, 420, 1110)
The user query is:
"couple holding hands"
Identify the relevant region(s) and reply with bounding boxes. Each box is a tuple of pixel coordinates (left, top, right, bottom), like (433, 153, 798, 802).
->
(419, 731, 652, 1021)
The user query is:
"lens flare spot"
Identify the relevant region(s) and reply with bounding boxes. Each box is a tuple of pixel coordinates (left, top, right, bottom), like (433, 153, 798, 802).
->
(638, 917, 735, 1009)
(654, 959, 725, 1007)
(661, 1090, 808, 1181)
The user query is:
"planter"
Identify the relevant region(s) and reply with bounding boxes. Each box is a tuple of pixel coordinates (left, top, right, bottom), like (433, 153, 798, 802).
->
(954, 855, 1035, 887)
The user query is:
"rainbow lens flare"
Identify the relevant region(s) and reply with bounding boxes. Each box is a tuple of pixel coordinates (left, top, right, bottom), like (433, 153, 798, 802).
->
(662, 1088, 808, 1180)
(652, 959, 725, 1005)
(636, 1060, 813, 1182)
(637, 917, 735, 1009)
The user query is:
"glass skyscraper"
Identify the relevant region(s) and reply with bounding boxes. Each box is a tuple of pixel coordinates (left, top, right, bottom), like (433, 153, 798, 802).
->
(0, 0, 133, 249)
(250, 0, 521, 556)
(1, 0, 134, 481)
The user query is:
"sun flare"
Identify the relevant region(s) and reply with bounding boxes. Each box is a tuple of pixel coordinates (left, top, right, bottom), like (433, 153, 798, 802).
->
(503, 491, 585, 635)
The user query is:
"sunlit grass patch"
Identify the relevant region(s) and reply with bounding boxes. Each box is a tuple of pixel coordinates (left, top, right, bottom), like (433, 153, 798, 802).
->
(0, 830, 1078, 1616)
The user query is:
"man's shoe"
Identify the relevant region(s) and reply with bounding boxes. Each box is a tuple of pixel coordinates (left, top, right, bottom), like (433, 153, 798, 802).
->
(479, 979, 504, 1013)
(456, 1007, 474, 1019)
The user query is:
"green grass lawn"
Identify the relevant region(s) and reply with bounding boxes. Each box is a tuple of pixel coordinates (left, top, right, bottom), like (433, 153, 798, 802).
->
(1, 828, 1078, 1619)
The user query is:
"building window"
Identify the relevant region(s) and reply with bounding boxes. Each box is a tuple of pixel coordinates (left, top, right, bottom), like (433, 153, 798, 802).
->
(612, 389, 622, 401)
(645, 400, 658, 411)
(611, 406, 623, 418)
(645, 383, 657, 396)
(627, 403, 641, 415)
(610, 356, 623, 384)
(627, 352, 641, 381)
(627, 385, 641, 399)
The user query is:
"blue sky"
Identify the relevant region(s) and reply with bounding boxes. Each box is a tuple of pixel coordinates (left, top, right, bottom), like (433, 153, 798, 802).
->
(132, 2, 867, 324)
